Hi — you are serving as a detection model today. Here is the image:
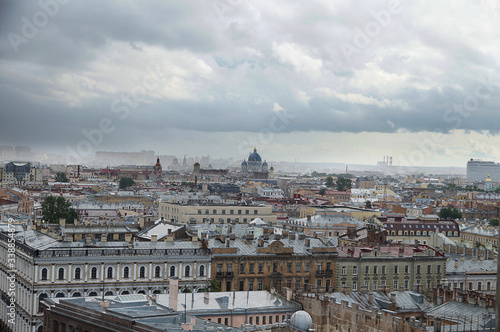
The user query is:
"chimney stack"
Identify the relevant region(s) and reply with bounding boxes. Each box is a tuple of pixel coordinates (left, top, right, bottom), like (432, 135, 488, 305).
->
(169, 278, 179, 311)
(305, 238, 310, 247)
(286, 288, 293, 301)
(455, 259, 459, 268)
(225, 238, 230, 248)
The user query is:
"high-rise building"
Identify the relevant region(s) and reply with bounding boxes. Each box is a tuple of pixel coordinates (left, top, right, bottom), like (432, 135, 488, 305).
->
(466, 159, 500, 182)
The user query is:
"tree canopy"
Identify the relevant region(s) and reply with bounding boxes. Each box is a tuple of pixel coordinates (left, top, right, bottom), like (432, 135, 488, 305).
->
(325, 176, 334, 187)
(41, 196, 78, 224)
(119, 177, 135, 189)
(336, 177, 352, 191)
(439, 206, 462, 220)
(489, 219, 499, 226)
(200, 279, 221, 293)
(55, 172, 69, 182)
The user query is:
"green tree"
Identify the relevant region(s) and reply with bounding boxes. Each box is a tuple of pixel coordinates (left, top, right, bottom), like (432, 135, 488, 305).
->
(365, 200, 372, 209)
(41, 196, 78, 224)
(319, 188, 326, 195)
(336, 177, 352, 192)
(325, 176, 334, 187)
(181, 286, 192, 293)
(119, 177, 135, 189)
(439, 206, 462, 220)
(200, 279, 221, 292)
(489, 219, 499, 226)
(55, 172, 69, 182)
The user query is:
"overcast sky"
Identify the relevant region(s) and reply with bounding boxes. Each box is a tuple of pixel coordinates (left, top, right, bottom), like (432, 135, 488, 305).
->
(1, 0, 500, 167)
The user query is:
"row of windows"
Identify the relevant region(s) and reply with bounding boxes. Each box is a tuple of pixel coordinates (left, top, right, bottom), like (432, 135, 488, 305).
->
(340, 264, 441, 275)
(214, 314, 289, 326)
(197, 209, 259, 215)
(40, 265, 205, 281)
(342, 278, 435, 291)
(389, 230, 458, 237)
(217, 262, 316, 274)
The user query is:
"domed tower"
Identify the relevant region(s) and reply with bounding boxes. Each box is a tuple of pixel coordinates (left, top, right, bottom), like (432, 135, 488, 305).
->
(247, 148, 262, 172)
(262, 160, 268, 172)
(269, 166, 274, 179)
(241, 160, 248, 172)
(485, 174, 493, 191)
(290, 311, 312, 332)
(193, 162, 201, 174)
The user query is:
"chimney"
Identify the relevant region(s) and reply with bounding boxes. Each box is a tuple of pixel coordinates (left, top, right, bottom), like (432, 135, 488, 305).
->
(361, 286, 368, 293)
(228, 225, 233, 233)
(368, 293, 374, 305)
(298, 233, 306, 240)
(282, 230, 289, 238)
(275, 234, 281, 240)
(125, 234, 132, 242)
(305, 238, 310, 247)
(258, 239, 264, 247)
(455, 259, 459, 268)
(229, 233, 235, 240)
(169, 278, 179, 311)
(391, 293, 396, 303)
(225, 238, 230, 248)
(246, 234, 254, 240)
(307, 215, 311, 221)
(100, 300, 109, 308)
(101, 234, 107, 242)
(290, 232, 296, 240)
(204, 291, 210, 301)
(286, 288, 293, 301)
(151, 235, 157, 242)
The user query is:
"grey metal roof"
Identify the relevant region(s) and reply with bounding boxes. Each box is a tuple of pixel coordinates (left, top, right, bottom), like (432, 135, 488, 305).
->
(425, 301, 495, 331)
(446, 259, 497, 274)
(156, 291, 299, 314)
(325, 291, 432, 312)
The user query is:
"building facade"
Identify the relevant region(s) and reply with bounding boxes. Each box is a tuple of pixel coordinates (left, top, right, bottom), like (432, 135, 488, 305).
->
(466, 159, 500, 182)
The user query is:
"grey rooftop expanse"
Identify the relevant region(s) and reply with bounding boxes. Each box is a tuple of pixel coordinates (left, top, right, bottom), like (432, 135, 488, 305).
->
(446, 258, 497, 273)
(425, 301, 495, 331)
(325, 291, 432, 312)
(156, 291, 300, 314)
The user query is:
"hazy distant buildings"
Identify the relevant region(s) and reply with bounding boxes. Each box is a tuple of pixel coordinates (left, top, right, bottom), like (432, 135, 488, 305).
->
(95, 150, 155, 166)
(1, 161, 43, 184)
(466, 158, 500, 182)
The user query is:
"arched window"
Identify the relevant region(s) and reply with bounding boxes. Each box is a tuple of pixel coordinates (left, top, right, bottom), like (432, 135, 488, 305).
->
(38, 293, 48, 313)
(155, 266, 161, 278)
(170, 266, 176, 277)
(138, 290, 146, 294)
(104, 291, 114, 296)
(55, 292, 65, 298)
(185, 265, 190, 277)
(447, 232, 452, 236)
(398, 231, 402, 235)
(91, 267, 97, 279)
(423, 231, 427, 236)
(74, 267, 81, 280)
(72, 292, 81, 297)
(391, 231, 395, 235)
(404, 231, 408, 236)
(88, 291, 98, 297)
(199, 265, 205, 277)
(123, 266, 130, 279)
(107, 267, 113, 279)
(416, 231, 420, 236)
(140, 266, 146, 278)
(454, 231, 458, 236)
(58, 268, 65, 280)
(410, 231, 414, 236)
(121, 290, 130, 295)
(41, 268, 48, 281)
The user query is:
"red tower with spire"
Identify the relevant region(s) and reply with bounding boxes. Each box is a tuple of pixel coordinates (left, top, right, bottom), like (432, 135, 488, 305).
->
(153, 157, 162, 177)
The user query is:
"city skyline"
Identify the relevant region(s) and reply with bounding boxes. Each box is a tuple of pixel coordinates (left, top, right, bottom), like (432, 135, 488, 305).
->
(1, 1, 500, 167)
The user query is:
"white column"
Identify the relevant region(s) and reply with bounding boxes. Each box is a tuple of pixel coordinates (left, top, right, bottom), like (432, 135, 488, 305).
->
(84, 264, 88, 282)
(51, 265, 55, 283)
(68, 264, 72, 282)
(149, 263, 153, 281)
(134, 263, 138, 281)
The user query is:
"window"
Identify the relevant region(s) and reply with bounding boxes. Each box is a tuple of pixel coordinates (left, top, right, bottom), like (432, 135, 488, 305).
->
(107, 267, 113, 279)
(218, 318, 222, 324)
(427, 265, 431, 274)
(91, 267, 97, 279)
(185, 265, 191, 277)
(239, 280, 244, 291)
(365, 266, 369, 274)
(200, 265, 205, 277)
(296, 263, 301, 273)
(273, 263, 278, 273)
(217, 264, 222, 273)
(250, 317, 253, 325)
(394, 280, 398, 290)
(258, 263, 263, 274)
(249, 263, 254, 274)
(41, 268, 48, 281)
(230, 210, 234, 215)
(317, 279, 322, 288)
(198, 209, 202, 214)
(487, 282, 491, 290)
(58, 268, 65, 280)
(287, 263, 292, 273)
(295, 279, 300, 290)
(341, 266, 346, 275)
(256, 317, 260, 325)
(240, 263, 245, 274)
(416, 265, 421, 274)
(318, 263, 323, 273)
(381, 266, 386, 274)
(227, 264, 232, 273)
(249, 281, 254, 291)
(269, 316, 273, 324)
(263, 316, 266, 325)
(74, 268, 81, 280)
(213, 209, 217, 214)
(246, 210, 249, 215)
(225, 318, 228, 325)
(327, 262, 331, 271)
(373, 266, 377, 274)
(305, 262, 309, 272)
(258, 280, 263, 290)
(155, 266, 161, 278)
(276, 315, 280, 323)
(394, 266, 398, 274)
(352, 281, 357, 291)
(238, 209, 242, 215)
(373, 281, 377, 291)
(124, 267, 130, 279)
(140, 266, 146, 278)
(254, 210, 258, 215)
(352, 266, 357, 275)
(170, 266, 176, 277)
(469, 282, 473, 290)
(405, 265, 409, 274)
(222, 209, 226, 215)
(404, 280, 409, 290)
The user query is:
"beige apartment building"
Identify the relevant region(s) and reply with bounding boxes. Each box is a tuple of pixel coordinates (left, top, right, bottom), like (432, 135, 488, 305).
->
(159, 201, 276, 224)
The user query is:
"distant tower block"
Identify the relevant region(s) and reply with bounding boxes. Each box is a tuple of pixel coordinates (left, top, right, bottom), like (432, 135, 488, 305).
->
(390, 156, 393, 166)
